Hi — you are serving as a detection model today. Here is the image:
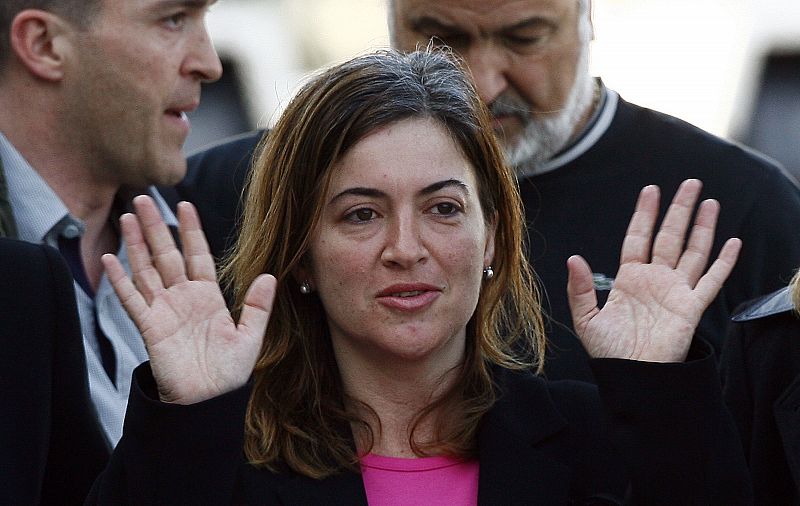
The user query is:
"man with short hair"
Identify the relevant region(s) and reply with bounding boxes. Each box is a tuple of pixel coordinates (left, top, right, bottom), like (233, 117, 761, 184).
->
(0, 0, 222, 448)
(386, 0, 800, 381)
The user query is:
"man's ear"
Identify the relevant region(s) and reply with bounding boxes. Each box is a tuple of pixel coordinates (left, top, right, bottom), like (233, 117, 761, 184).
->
(10, 10, 76, 82)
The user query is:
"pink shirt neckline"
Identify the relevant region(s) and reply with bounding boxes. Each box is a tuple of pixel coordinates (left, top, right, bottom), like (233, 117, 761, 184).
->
(360, 453, 470, 472)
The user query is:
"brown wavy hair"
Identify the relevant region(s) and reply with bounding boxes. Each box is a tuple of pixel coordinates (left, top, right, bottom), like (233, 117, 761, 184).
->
(221, 48, 544, 479)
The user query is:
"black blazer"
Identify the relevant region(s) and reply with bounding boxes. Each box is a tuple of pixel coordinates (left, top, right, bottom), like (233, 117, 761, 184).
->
(0, 238, 109, 505)
(721, 286, 800, 504)
(89, 341, 751, 505)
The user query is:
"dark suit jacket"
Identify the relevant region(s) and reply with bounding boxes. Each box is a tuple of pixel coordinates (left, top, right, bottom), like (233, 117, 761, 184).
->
(159, 130, 266, 263)
(721, 286, 800, 504)
(89, 340, 751, 505)
(0, 238, 109, 505)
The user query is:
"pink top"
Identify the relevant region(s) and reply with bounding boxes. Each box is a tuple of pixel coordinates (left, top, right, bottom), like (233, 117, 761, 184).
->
(360, 453, 479, 506)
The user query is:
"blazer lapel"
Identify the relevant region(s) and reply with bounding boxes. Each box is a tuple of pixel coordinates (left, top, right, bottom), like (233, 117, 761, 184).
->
(774, 374, 800, 491)
(477, 369, 573, 505)
(277, 469, 368, 505)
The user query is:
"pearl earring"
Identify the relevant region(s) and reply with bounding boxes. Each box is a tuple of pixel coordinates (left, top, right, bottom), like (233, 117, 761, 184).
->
(299, 281, 313, 294)
(483, 266, 494, 280)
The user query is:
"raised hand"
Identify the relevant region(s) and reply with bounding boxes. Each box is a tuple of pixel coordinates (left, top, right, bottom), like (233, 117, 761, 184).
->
(101, 196, 276, 404)
(567, 179, 741, 362)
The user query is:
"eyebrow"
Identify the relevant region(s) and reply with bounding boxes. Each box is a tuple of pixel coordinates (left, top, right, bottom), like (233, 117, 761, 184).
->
(152, 0, 215, 10)
(329, 178, 470, 204)
(411, 15, 557, 36)
(411, 17, 462, 35)
(503, 17, 558, 32)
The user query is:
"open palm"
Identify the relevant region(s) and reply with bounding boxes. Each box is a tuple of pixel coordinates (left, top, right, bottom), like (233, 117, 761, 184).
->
(567, 179, 741, 362)
(102, 196, 276, 404)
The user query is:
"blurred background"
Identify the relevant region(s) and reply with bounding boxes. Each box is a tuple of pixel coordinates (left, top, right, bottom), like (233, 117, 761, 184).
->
(186, 0, 800, 179)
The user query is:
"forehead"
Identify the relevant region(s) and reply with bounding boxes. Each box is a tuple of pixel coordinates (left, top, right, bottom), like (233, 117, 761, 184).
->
(394, 0, 575, 27)
(328, 118, 477, 191)
(97, 0, 216, 16)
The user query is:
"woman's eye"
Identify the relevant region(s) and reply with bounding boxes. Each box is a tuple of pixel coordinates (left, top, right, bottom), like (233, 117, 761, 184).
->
(346, 208, 376, 222)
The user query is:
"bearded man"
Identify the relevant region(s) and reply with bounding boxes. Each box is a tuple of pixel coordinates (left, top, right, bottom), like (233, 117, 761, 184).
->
(185, 0, 800, 382)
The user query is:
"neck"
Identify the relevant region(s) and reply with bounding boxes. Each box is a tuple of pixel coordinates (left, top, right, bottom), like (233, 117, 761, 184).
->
(336, 346, 464, 458)
(0, 87, 121, 289)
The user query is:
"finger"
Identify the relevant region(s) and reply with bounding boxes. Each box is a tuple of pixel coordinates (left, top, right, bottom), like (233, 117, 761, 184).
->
(236, 274, 277, 342)
(566, 255, 599, 337)
(120, 212, 165, 305)
(102, 253, 150, 329)
(651, 179, 702, 268)
(675, 199, 719, 286)
(177, 201, 217, 282)
(619, 185, 660, 265)
(132, 195, 187, 287)
(693, 237, 742, 307)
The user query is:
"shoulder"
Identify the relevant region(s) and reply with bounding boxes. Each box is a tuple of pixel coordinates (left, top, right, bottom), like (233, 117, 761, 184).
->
(185, 130, 266, 175)
(614, 96, 795, 181)
(489, 368, 602, 438)
(0, 238, 68, 289)
(732, 285, 795, 322)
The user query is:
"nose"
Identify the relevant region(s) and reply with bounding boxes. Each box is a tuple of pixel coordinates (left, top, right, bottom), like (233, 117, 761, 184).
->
(380, 213, 428, 269)
(464, 44, 508, 105)
(183, 22, 223, 83)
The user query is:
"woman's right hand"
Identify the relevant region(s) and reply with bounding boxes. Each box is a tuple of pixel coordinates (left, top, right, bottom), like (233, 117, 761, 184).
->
(101, 196, 276, 405)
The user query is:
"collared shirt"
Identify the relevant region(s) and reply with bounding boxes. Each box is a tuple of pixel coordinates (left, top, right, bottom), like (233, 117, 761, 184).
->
(0, 132, 178, 446)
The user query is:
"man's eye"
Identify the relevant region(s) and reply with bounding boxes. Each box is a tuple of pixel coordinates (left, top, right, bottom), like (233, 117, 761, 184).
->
(505, 35, 541, 46)
(163, 13, 187, 29)
(431, 202, 458, 215)
(426, 34, 469, 50)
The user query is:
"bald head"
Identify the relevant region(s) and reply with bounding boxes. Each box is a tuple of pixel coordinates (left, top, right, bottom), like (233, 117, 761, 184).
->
(388, 0, 595, 169)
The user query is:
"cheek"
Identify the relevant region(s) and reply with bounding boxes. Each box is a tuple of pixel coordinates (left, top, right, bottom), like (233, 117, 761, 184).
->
(312, 240, 367, 295)
(443, 234, 486, 281)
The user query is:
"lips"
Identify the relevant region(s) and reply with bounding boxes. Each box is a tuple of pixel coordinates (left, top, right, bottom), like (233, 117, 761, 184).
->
(165, 109, 187, 119)
(376, 284, 442, 312)
(163, 101, 197, 137)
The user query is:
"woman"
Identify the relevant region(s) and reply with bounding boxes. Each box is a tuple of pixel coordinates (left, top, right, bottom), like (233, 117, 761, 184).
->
(92, 49, 749, 504)
(722, 271, 800, 503)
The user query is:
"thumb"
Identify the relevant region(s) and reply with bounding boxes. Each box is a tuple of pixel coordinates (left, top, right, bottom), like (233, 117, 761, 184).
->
(566, 255, 598, 337)
(236, 274, 277, 341)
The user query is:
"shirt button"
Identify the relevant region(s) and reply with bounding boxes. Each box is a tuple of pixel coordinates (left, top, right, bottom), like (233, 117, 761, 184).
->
(63, 224, 81, 239)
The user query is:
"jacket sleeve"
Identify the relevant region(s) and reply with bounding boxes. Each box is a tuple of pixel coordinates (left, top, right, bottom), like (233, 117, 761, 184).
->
(590, 339, 753, 505)
(0, 240, 108, 505)
(85, 363, 253, 505)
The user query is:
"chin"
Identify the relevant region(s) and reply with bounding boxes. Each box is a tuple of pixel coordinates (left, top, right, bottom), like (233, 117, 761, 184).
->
(152, 154, 188, 186)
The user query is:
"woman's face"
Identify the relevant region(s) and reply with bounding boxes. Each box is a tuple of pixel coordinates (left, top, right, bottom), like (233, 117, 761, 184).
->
(305, 117, 495, 370)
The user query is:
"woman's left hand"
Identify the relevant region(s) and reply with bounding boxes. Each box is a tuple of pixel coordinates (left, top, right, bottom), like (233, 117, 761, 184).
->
(567, 179, 741, 362)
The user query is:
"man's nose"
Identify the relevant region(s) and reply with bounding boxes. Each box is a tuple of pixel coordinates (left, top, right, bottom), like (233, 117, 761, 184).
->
(463, 44, 509, 105)
(183, 22, 223, 83)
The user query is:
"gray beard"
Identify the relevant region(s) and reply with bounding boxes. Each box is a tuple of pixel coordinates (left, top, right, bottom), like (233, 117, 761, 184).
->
(491, 46, 596, 174)
(505, 73, 595, 171)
